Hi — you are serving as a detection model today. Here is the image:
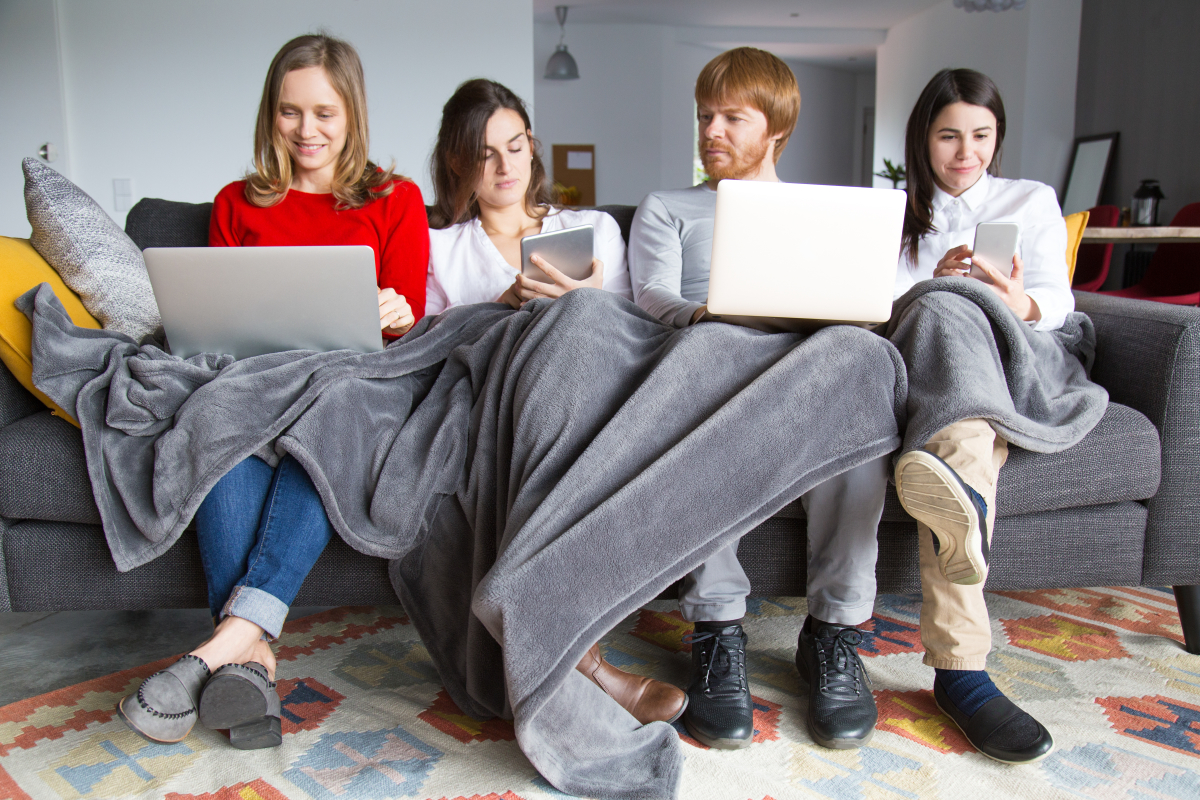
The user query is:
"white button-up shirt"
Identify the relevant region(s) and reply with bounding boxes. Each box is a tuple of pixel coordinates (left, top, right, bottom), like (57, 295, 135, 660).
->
(893, 172, 1073, 331)
(426, 207, 632, 316)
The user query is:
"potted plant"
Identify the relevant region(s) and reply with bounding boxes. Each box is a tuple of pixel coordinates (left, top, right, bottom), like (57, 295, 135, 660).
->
(875, 158, 906, 190)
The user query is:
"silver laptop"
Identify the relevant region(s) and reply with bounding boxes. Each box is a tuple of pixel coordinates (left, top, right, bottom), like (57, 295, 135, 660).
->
(144, 246, 384, 359)
(706, 180, 907, 332)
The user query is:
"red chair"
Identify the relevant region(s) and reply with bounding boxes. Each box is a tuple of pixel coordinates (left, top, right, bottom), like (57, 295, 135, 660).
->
(1100, 202, 1200, 305)
(1072, 205, 1120, 292)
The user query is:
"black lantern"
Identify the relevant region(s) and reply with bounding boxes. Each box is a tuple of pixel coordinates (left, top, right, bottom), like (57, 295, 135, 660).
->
(1131, 179, 1165, 227)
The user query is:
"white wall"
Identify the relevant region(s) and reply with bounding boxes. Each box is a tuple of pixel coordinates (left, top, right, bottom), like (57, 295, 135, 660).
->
(851, 72, 877, 187)
(873, 0, 1081, 193)
(532, 22, 668, 206)
(0, 0, 70, 237)
(533, 23, 864, 205)
(2, 0, 533, 237)
(533, 22, 719, 205)
(777, 60, 857, 187)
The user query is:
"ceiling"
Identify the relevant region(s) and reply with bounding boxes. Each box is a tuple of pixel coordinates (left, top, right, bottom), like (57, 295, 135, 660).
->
(533, 0, 946, 70)
(532, 0, 944, 29)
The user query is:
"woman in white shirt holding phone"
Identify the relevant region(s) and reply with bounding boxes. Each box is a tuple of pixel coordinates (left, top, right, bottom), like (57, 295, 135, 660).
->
(890, 68, 1075, 765)
(425, 79, 632, 314)
(421, 78, 681, 727)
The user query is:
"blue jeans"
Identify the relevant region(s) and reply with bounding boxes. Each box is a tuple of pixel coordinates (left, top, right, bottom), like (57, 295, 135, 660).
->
(194, 455, 334, 638)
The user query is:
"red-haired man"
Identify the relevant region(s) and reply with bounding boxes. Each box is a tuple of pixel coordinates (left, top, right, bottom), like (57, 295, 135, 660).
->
(629, 47, 887, 752)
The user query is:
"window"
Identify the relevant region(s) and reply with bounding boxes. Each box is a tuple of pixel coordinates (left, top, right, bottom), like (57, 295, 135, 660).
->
(693, 101, 707, 186)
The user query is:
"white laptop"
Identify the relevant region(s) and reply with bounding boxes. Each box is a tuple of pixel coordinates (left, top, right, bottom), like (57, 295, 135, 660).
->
(143, 245, 384, 360)
(706, 180, 907, 332)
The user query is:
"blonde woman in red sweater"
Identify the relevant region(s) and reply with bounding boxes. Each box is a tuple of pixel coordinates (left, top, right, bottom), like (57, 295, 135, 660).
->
(118, 34, 428, 749)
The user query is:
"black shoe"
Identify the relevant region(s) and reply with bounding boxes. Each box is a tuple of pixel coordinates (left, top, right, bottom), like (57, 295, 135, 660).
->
(795, 618, 877, 749)
(681, 624, 754, 749)
(934, 679, 1054, 763)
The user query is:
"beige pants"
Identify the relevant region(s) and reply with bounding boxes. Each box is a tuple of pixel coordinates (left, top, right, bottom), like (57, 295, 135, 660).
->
(917, 418, 1008, 670)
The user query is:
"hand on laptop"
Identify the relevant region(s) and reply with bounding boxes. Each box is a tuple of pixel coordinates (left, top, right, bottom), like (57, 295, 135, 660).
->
(500, 256, 605, 309)
(378, 288, 415, 335)
(934, 246, 1039, 323)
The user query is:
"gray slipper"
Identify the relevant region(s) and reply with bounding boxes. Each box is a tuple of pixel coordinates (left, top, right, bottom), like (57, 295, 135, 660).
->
(198, 661, 282, 750)
(116, 654, 211, 744)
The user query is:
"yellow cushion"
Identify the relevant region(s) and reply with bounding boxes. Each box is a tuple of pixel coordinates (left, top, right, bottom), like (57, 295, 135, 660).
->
(1064, 211, 1089, 283)
(0, 236, 101, 425)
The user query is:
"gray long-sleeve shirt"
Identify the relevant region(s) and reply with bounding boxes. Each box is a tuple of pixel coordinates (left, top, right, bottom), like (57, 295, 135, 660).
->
(628, 184, 717, 328)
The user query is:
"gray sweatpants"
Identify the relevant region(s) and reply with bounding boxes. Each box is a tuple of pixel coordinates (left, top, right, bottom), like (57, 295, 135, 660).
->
(678, 454, 889, 626)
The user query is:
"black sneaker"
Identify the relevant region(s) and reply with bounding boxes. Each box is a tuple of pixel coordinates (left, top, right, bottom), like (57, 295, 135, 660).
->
(934, 679, 1054, 763)
(795, 618, 877, 749)
(681, 624, 754, 749)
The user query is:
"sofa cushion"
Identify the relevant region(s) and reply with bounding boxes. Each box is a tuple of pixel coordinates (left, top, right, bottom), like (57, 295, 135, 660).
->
(23, 158, 161, 341)
(2, 520, 398, 612)
(775, 403, 1158, 523)
(0, 361, 42, 429)
(878, 402, 1159, 521)
(125, 198, 213, 250)
(0, 410, 99, 524)
(596, 204, 635, 245)
(0, 237, 101, 424)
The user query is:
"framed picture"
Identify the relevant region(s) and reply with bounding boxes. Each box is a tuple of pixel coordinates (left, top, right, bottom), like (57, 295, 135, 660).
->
(1061, 132, 1119, 216)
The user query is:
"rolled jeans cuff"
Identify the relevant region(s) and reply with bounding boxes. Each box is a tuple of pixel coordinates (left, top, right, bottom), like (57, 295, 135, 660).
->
(222, 585, 289, 640)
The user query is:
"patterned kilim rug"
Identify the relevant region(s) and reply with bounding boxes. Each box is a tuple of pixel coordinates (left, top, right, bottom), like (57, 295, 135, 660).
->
(1, 588, 1198, 800)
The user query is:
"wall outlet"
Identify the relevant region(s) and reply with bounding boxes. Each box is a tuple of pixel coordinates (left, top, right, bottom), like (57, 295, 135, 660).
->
(113, 178, 133, 212)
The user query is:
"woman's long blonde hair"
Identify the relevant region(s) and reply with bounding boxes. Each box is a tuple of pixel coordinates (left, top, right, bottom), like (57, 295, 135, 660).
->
(245, 33, 403, 209)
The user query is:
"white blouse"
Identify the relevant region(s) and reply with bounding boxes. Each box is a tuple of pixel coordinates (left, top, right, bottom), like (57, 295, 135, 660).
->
(893, 172, 1074, 332)
(426, 207, 633, 316)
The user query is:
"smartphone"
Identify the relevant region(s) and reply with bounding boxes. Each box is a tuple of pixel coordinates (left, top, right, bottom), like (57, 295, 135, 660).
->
(968, 222, 1019, 284)
(520, 225, 595, 284)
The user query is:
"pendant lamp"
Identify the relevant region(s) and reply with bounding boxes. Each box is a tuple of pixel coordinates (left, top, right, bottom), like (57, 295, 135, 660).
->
(544, 5, 580, 80)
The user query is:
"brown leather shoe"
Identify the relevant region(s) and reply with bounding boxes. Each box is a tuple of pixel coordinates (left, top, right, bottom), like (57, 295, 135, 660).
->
(576, 643, 688, 725)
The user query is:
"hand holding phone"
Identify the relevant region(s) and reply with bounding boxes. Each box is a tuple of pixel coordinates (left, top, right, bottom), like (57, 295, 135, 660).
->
(968, 222, 1019, 285)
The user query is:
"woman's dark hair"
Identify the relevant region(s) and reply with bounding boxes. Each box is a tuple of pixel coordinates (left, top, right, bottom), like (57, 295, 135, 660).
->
(428, 79, 554, 229)
(901, 68, 1006, 263)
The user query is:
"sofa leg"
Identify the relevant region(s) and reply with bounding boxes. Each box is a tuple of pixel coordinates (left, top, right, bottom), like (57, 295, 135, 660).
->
(1174, 585, 1200, 655)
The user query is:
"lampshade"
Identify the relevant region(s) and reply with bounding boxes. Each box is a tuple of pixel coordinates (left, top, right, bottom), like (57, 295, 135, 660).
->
(544, 45, 579, 80)
(544, 5, 580, 80)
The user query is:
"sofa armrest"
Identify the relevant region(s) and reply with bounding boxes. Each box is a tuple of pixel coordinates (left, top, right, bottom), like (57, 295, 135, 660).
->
(0, 361, 43, 429)
(1074, 290, 1200, 584)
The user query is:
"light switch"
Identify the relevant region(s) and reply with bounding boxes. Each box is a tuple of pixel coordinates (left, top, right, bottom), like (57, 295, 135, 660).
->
(113, 178, 133, 212)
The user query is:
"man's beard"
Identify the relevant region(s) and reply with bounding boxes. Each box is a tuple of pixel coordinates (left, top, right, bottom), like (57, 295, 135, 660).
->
(700, 135, 770, 181)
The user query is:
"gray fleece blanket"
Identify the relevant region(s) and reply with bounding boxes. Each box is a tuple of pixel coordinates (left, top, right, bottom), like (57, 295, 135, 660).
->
(887, 278, 1108, 454)
(22, 284, 906, 799)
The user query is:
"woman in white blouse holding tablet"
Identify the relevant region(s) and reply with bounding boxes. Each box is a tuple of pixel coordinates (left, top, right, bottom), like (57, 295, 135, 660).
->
(425, 79, 631, 314)
(890, 68, 1075, 765)
(422, 78, 680, 727)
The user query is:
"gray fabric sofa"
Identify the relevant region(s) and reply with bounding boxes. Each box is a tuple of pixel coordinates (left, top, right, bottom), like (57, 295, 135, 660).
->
(1, 198, 1197, 657)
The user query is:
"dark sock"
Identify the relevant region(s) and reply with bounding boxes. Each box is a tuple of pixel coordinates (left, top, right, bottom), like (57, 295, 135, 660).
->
(803, 615, 854, 634)
(695, 618, 743, 632)
(935, 668, 1003, 716)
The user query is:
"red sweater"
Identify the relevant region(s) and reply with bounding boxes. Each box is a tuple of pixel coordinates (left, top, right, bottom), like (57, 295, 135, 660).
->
(208, 179, 430, 324)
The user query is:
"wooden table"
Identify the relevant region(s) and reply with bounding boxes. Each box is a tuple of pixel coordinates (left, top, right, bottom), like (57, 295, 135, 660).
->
(1082, 227, 1200, 244)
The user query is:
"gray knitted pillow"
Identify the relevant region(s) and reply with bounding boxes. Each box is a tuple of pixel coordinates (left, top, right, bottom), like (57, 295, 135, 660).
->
(23, 157, 162, 341)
